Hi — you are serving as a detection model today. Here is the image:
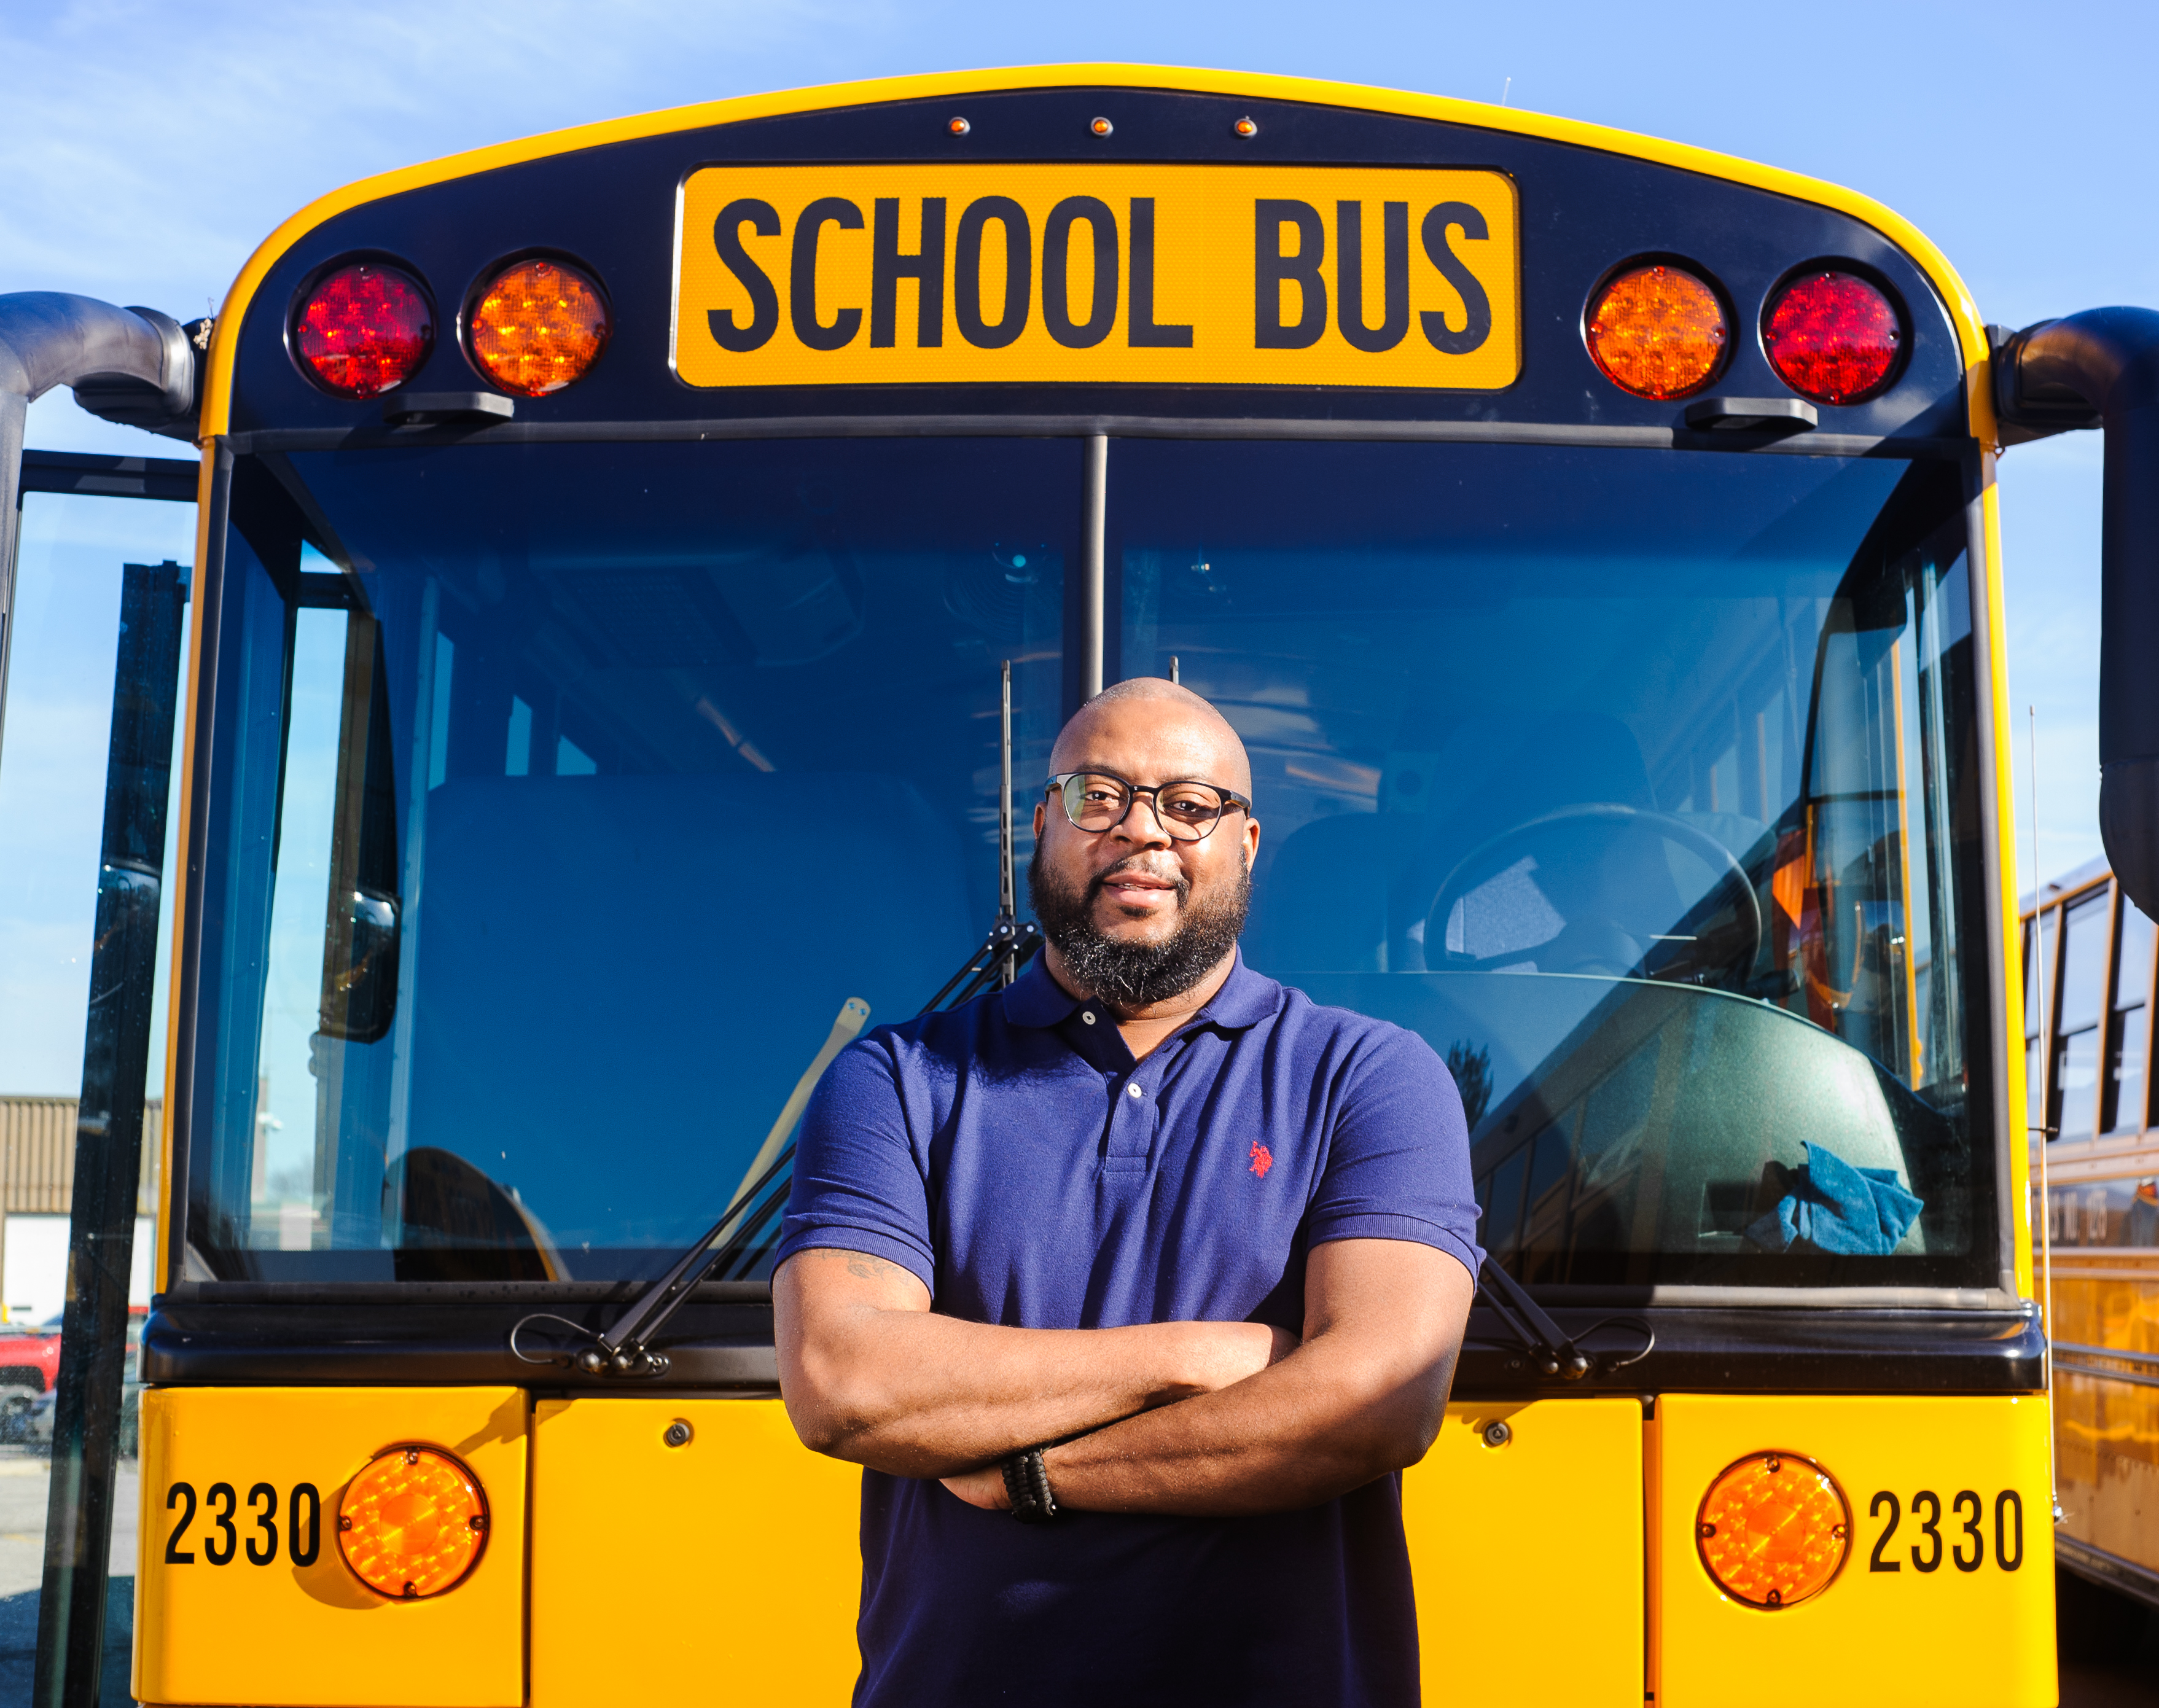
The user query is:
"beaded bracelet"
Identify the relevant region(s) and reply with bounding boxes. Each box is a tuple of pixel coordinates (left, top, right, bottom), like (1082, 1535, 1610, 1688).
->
(999, 1447, 1061, 1524)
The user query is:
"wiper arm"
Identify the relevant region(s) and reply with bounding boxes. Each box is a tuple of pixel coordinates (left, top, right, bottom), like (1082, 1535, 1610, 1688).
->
(553, 999, 869, 1376)
(1475, 1258, 1591, 1380)
(522, 661, 1040, 1378)
(923, 659, 1042, 1007)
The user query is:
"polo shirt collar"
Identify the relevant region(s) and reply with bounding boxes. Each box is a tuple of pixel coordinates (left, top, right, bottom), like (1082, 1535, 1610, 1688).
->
(1001, 945, 1283, 1033)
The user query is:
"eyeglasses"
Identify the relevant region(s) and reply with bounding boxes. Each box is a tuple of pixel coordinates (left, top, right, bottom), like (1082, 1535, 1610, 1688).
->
(1045, 771, 1252, 843)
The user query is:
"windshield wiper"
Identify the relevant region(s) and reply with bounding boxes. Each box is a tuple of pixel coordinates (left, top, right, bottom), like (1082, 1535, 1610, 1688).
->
(517, 661, 1040, 1378)
(1475, 1258, 1591, 1380)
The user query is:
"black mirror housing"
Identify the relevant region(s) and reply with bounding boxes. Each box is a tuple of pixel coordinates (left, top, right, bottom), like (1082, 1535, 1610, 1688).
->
(1995, 308, 2159, 918)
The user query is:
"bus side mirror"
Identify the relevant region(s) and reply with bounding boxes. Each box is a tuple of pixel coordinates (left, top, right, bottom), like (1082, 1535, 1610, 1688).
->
(319, 612, 401, 1042)
(1994, 309, 2159, 917)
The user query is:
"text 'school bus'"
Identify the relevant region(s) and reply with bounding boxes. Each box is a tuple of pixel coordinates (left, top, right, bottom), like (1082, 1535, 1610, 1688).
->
(21, 60, 2159, 1708)
(2020, 860, 2159, 1614)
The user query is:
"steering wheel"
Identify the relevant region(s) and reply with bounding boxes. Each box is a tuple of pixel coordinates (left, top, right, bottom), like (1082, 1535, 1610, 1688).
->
(1425, 803, 1764, 988)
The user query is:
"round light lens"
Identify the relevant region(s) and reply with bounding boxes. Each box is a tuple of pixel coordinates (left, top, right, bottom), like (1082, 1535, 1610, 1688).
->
(1764, 271, 1902, 403)
(1586, 263, 1728, 400)
(1696, 1451, 1849, 1610)
(467, 257, 611, 397)
(337, 1445, 488, 1599)
(293, 262, 434, 399)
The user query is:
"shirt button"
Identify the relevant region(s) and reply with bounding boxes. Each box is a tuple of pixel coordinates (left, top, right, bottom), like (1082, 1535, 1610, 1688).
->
(1127, 1082, 1143, 1099)
(1080, 1012, 1096, 1026)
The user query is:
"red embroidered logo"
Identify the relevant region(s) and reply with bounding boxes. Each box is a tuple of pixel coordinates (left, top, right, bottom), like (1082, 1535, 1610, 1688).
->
(1249, 1142, 1274, 1179)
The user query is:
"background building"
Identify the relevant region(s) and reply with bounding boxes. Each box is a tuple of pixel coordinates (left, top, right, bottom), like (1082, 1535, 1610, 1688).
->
(0, 1096, 157, 1324)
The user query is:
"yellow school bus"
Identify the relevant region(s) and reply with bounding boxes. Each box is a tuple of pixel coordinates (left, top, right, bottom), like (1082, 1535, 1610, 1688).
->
(2020, 861, 2159, 1613)
(35, 60, 2159, 1707)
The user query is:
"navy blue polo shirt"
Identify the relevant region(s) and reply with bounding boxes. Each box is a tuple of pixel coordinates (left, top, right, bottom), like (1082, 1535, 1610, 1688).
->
(776, 950, 1482, 1708)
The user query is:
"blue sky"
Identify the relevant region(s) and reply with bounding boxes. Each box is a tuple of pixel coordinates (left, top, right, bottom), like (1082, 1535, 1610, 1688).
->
(1, 0, 2150, 1091)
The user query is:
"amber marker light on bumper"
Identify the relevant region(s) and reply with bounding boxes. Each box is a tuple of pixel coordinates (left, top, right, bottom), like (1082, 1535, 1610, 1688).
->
(1696, 1451, 1850, 1609)
(467, 257, 612, 397)
(338, 1445, 490, 1599)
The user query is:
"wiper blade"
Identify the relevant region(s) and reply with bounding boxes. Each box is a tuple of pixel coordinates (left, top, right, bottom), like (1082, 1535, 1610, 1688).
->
(555, 1000, 869, 1376)
(525, 661, 1040, 1378)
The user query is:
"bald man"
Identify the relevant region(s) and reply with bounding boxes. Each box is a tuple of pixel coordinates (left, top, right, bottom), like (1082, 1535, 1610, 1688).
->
(774, 680, 1481, 1708)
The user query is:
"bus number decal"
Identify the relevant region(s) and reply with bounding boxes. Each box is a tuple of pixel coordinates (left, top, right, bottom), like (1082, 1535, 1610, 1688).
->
(163, 1481, 326, 1568)
(1866, 1488, 2026, 1576)
(291, 1483, 322, 1567)
(163, 1483, 197, 1564)
(1996, 1490, 2024, 1571)
(1951, 1489, 1984, 1572)
(245, 1483, 278, 1566)
(1867, 1491, 1900, 1571)
(1908, 1490, 1941, 1572)
(203, 1483, 237, 1566)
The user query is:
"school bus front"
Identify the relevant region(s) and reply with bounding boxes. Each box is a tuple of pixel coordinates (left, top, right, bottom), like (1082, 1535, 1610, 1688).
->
(138, 67, 2050, 1706)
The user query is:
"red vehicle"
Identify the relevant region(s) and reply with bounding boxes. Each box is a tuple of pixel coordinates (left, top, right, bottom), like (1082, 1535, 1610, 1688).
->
(0, 1321, 62, 1438)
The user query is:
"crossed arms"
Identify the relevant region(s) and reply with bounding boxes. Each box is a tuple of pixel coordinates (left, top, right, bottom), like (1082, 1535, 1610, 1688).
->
(773, 1238, 1475, 1518)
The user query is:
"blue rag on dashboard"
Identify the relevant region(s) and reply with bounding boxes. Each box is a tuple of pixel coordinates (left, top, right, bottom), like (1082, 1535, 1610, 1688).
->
(1745, 1142, 1924, 1255)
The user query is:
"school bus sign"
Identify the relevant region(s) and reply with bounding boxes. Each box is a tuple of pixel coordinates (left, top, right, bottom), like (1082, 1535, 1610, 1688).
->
(671, 165, 1520, 390)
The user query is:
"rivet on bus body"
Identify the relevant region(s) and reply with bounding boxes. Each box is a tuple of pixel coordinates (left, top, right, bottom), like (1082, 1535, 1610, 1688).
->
(1481, 1420, 1512, 1448)
(1090, 117, 1114, 136)
(948, 117, 970, 135)
(1233, 117, 1259, 137)
(665, 1421, 693, 1448)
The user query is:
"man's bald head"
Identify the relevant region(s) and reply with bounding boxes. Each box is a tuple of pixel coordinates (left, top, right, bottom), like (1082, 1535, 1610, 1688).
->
(1049, 677, 1252, 798)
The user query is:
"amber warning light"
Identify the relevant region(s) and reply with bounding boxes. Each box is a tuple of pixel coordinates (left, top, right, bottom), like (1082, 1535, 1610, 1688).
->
(1586, 263, 1728, 400)
(337, 1445, 489, 1599)
(468, 257, 612, 396)
(1696, 1451, 1850, 1609)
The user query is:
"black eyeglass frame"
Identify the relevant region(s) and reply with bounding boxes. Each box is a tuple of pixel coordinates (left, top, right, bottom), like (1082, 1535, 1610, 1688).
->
(1043, 770, 1255, 843)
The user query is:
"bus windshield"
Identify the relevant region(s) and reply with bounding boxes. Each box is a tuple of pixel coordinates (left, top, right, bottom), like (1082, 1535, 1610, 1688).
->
(184, 436, 1992, 1292)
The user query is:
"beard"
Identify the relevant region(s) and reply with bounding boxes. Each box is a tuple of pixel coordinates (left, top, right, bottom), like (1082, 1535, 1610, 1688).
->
(1027, 844, 1251, 1008)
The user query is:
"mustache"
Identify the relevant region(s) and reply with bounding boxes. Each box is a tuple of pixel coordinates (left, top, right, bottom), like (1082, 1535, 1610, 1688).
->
(1086, 855, 1191, 908)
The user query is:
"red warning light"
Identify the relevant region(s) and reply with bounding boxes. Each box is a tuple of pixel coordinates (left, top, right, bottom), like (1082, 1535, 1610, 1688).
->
(1763, 271, 1902, 404)
(292, 262, 434, 399)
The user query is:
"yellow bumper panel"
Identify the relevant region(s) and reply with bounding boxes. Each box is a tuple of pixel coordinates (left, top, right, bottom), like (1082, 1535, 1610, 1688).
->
(1652, 1394, 2055, 1708)
(529, 1395, 862, 1706)
(134, 1387, 527, 1707)
(1407, 1398, 1645, 1706)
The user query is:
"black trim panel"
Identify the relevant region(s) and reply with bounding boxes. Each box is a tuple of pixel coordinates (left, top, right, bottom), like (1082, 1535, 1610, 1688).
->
(223, 415, 1964, 458)
(143, 1289, 2043, 1398)
(20, 448, 200, 504)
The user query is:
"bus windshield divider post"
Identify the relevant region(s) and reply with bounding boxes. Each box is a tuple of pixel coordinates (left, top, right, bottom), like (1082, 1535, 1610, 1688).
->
(545, 661, 1040, 1377)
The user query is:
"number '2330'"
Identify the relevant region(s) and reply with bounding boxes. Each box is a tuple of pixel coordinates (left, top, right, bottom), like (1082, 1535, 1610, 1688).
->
(1867, 1489, 2024, 1573)
(163, 1481, 321, 1567)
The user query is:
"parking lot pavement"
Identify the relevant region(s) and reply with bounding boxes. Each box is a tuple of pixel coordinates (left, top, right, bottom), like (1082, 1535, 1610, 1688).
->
(0, 1445, 139, 1707)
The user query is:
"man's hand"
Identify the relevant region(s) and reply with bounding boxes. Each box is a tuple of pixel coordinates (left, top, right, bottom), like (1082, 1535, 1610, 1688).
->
(998, 1239, 1472, 1518)
(775, 1246, 1294, 1480)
